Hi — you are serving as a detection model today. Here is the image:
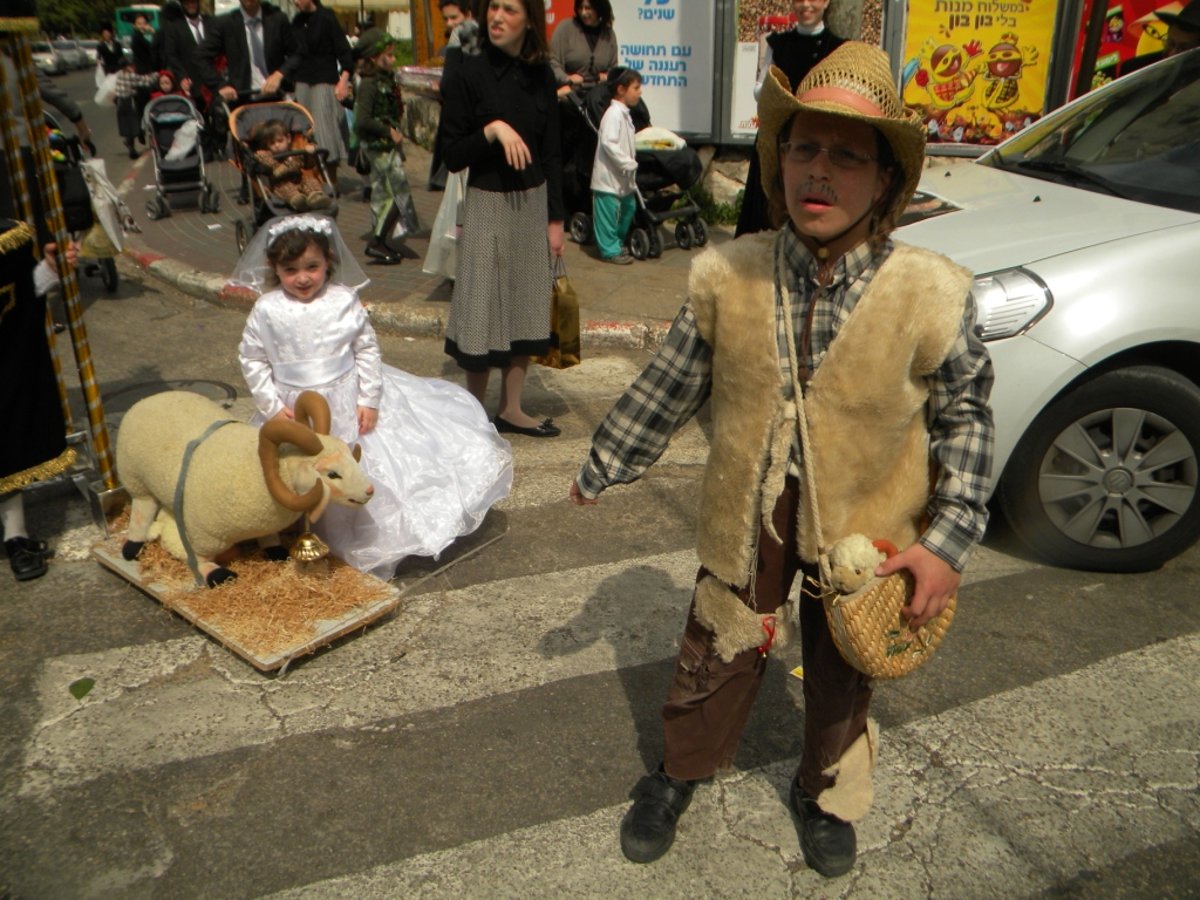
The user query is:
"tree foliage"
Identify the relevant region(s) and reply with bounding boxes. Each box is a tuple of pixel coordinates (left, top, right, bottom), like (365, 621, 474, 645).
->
(39, 0, 121, 37)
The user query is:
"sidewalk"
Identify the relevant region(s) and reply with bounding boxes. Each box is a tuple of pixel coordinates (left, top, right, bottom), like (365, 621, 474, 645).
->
(122, 142, 723, 349)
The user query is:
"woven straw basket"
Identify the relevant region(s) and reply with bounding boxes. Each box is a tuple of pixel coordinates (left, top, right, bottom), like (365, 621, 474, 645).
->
(823, 570, 956, 679)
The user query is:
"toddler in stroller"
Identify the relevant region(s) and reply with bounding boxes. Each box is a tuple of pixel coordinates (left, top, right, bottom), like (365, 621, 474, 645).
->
(561, 76, 706, 260)
(227, 100, 338, 251)
(250, 118, 333, 213)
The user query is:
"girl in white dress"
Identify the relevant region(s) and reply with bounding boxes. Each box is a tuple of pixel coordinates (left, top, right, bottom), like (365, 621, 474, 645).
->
(232, 214, 513, 579)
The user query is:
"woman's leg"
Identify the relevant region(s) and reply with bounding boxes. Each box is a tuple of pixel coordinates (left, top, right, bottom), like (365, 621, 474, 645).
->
(496, 357, 538, 426)
(465, 369, 490, 406)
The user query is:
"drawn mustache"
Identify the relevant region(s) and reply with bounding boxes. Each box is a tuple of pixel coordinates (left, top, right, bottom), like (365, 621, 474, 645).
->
(793, 180, 838, 204)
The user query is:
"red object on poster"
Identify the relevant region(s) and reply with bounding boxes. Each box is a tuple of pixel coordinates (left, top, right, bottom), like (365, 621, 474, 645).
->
(546, 0, 576, 31)
(1071, 0, 1174, 94)
(758, 14, 796, 34)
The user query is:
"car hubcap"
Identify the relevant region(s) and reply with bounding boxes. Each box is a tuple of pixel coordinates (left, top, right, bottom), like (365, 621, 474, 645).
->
(1039, 407, 1197, 549)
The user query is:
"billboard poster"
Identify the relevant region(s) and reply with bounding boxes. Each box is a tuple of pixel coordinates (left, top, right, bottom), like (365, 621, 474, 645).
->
(729, 6, 798, 140)
(611, 0, 716, 134)
(1069, 0, 1171, 96)
(900, 0, 1061, 146)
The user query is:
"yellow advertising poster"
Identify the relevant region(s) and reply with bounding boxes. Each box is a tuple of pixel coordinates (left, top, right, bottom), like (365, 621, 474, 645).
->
(901, 0, 1060, 146)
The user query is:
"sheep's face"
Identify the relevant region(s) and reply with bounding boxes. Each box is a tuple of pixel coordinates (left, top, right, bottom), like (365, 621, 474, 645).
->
(314, 436, 373, 507)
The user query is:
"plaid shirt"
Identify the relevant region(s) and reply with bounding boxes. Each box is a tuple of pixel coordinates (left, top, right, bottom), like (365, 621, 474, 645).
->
(578, 229, 995, 571)
(114, 69, 157, 100)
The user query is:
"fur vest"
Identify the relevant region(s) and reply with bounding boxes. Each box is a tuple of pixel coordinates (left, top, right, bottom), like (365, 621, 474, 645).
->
(687, 232, 972, 661)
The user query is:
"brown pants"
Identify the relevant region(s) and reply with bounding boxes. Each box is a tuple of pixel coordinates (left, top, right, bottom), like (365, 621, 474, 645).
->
(662, 477, 872, 797)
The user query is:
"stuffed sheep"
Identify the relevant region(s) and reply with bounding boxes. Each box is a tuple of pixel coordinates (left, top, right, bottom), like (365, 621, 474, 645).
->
(827, 533, 899, 595)
(116, 390, 373, 587)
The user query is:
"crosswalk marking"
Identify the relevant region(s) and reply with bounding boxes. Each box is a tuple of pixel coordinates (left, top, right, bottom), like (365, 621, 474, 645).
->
(261, 632, 1200, 897)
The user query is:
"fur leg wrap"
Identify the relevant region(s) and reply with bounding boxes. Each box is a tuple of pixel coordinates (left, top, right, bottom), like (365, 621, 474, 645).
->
(693, 574, 794, 663)
(816, 718, 878, 822)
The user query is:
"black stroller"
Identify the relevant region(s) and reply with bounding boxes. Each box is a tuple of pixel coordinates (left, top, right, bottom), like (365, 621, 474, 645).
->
(45, 115, 119, 293)
(142, 94, 220, 220)
(560, 83, 706, 260)
(226, 98, 338, 252)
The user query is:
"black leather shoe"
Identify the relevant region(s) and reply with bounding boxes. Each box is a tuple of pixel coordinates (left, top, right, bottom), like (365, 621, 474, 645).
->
(6, 540, 48, 581)
(493, 415, 561, 438)
(7, 536, 50, 557)
(619, 768, 695, 863)
(791, 781, 856, 877)
(365, 244, 402, 265)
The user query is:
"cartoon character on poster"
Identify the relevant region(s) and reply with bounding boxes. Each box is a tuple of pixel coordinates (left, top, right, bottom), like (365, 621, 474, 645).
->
(902, 0, 1055, 147)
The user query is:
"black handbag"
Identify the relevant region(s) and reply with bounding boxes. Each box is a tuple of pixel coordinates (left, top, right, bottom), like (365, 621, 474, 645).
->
(54, 163, 93, 233)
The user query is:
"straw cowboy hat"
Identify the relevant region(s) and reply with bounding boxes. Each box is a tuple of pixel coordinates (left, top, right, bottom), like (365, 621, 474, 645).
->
(756, 41, 926, 235)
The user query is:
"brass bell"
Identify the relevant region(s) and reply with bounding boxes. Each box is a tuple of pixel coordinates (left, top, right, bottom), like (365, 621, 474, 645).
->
(289, 529, 329, 563)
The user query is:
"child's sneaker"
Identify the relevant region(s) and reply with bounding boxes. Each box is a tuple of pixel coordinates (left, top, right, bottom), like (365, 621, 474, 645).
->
(605, 252, 634, 265)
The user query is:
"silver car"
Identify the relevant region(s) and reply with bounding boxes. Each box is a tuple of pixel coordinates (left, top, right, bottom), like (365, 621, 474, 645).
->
(78, 39, 100, 66)
(31, 41, 65, 76)
(51, 39, 89, 70)
(899, 49, 1200, 573)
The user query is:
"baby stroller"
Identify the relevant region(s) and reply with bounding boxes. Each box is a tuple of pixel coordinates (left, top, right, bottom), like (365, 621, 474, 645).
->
(561, 82, 706, 260)
(226, 98, 338, 252)
(46, 114, 132, 293)
(142, 94, 220, 220)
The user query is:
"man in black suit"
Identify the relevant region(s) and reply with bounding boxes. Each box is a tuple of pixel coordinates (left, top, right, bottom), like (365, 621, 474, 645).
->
(97, 23, 125, 75)
(155, 0, 216, 109)
(198, 0, 303, 101)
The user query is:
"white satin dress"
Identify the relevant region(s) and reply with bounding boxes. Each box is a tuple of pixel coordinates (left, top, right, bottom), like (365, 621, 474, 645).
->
(239, 284, 513, 579)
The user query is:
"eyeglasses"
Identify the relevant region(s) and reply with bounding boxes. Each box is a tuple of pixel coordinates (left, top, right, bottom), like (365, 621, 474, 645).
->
(779, 140, 876, 169)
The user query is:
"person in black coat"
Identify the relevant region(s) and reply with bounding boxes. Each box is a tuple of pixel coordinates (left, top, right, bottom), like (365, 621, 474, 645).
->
(97, 23, 125, 75)
(154, 0, 216, 111)
(734, 0, 843, 236)
(199, 0, 303, 101)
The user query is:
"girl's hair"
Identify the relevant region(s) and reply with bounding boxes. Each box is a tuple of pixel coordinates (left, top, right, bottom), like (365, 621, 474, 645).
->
(482, 0, 548, 64)
(265, 230, 337, 286)
(575, 0, 613, 28)
(253, 119, 289, 150)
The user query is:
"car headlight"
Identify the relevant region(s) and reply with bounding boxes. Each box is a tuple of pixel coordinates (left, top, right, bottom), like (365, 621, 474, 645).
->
(971, 269, 1052, 341)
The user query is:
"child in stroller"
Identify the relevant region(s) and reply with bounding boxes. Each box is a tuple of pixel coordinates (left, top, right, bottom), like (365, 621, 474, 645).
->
(227, 100, 338, 252)
(250, 118, 333, 213)
(561, 74, 707, 260)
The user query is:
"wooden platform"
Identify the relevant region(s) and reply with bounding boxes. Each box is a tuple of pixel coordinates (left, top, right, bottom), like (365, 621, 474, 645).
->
(94, 545, 401, 673)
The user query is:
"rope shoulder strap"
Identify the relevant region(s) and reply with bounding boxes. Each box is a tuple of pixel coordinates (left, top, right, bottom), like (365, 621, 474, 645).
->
(174, 418, 237, 586)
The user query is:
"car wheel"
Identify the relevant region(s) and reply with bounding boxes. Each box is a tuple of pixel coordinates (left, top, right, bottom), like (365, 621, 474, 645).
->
(997, 365, 1200, 572)
(569, 211, 592, 245)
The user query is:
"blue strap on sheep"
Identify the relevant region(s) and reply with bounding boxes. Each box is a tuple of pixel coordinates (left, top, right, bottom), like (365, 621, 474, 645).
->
(174, 418, 238, 586)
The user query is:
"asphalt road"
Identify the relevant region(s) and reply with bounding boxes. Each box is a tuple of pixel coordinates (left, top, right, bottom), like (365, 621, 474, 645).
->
(4, 66, 1199, 900)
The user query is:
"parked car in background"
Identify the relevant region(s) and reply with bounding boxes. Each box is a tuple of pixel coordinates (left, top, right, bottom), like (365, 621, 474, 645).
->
(31, 41, 65, 76)
(78, 39, 100, 65)
(51, 39, 89, 70)
(898, 49, 1200, 573)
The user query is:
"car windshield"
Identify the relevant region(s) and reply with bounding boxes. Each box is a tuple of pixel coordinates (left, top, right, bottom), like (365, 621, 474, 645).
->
(981, 51, 1200, 213)
(32, 42, 52, 52)
(52, 41, 75, 50)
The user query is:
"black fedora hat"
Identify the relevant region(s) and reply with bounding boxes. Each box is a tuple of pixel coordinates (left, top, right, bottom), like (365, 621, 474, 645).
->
(1156, 1, 1200, 32)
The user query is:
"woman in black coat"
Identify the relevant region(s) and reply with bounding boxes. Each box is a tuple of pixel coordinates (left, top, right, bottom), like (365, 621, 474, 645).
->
(734, 0, 843, 236)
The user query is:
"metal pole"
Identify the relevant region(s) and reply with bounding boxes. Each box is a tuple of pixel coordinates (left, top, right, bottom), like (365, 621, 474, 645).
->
(10, 36, 119, 491)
